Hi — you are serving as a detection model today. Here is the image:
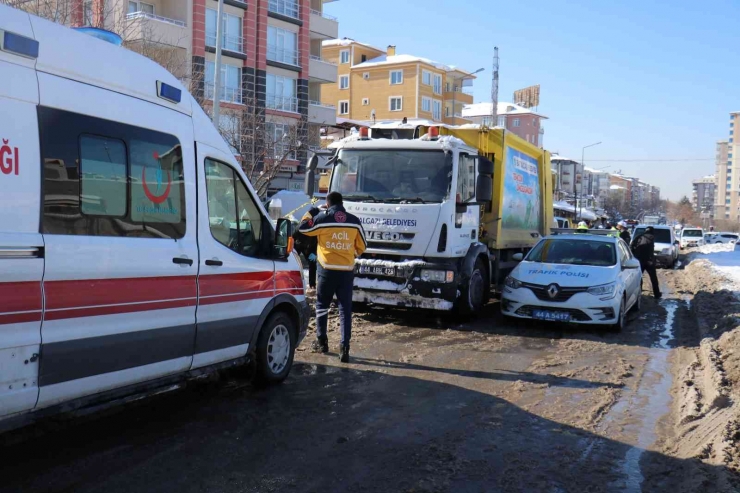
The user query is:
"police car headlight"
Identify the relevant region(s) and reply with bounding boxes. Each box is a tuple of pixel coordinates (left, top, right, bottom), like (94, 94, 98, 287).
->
(421, 269, 454, 283)
(587, 282, 616, 297)
(505, 276, 522, 289)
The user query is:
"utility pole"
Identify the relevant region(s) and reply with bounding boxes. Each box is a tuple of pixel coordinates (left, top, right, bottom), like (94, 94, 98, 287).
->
(490, 47, 499, 127)
(580, 142, 602, 221)
(212, 0, 225, 124)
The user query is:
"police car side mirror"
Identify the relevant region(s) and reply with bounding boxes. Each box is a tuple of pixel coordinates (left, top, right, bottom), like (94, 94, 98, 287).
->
(274, 218, 294, 260)
(623, 258, 640, 270)
(512, 253, 524, 262)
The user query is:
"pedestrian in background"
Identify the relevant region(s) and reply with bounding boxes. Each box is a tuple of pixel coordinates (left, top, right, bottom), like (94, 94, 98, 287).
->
(616, 221, 631, 244)
(631, 226, 662, 299)
(298, 192, 366, 362)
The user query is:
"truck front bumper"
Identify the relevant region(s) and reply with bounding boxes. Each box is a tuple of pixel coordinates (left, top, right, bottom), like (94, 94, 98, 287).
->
(352, 259, 459, 311)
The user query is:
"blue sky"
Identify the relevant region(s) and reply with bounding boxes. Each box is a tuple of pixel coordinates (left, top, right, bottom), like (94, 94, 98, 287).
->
(326, 0, 738, 200)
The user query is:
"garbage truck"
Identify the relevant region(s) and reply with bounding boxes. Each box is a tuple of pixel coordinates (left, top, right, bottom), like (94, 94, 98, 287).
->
(305, 123, 553, 313)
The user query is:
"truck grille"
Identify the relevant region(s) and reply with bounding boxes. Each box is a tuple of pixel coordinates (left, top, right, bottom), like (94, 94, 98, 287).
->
(521, 282, 589, 302)
(515, 305, 591, 321)
(366, 232, 415, 251)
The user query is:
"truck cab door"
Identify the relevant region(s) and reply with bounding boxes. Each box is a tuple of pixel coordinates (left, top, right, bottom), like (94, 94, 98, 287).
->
(0, 8, 42, 418)
(193, 143, 276, 369)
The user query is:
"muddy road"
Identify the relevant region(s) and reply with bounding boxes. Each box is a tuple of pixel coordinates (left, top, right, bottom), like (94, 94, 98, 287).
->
(1, 260, 739, 492)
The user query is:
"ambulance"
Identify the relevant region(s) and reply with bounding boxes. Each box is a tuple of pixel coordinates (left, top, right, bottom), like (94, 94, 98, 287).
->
(0, 5, 308, 431)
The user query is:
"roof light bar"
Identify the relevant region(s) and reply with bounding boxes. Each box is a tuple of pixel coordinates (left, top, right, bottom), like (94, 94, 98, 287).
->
(157, 81, 182, 104)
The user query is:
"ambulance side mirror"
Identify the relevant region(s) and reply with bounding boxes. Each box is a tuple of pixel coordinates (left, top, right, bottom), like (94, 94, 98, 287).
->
(274, 218, 294, 260)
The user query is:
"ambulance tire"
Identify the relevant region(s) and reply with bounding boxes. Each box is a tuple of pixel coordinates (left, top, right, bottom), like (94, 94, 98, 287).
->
(457, 258, 487, 316)
(254, 312, 296, 386)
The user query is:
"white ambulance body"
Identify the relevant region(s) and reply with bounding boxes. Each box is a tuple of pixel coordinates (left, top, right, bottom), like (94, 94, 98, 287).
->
(0, 5, 308, 430)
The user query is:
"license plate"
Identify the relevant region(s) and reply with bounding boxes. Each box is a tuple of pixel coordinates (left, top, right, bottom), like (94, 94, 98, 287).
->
(358, 265, 395, 276)
(532, 309, 571, 322)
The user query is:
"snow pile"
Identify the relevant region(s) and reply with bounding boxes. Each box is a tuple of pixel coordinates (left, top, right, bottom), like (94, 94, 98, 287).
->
(688, 243, 740, 290)
(355, 258, 426, 269)
(354, 277, 406, 292)
(695, 242, 736, 255)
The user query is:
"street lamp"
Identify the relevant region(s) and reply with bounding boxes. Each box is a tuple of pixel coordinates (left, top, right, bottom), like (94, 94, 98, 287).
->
(451, 68, 484, 124)
(580, 141, 602, 221)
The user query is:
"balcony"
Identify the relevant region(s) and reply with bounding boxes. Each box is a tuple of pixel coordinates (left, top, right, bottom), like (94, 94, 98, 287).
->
(267, 95, 299, 113)
(267, 46, 301, 68)
(124, 11, 188, 49)
(309, 55, 337, 83)
(443, 89, 473, 105)
(309, 101, 336, 125)
(205, 83, 243, 104)
(310, 9, 338, 39)
(205, 31, 244, 54)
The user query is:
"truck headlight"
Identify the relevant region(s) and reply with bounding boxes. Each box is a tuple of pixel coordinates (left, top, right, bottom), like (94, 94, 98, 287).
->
(505, 276, 522, 289)
(420, 269, 454, 283)
(587, 282, 616, 298)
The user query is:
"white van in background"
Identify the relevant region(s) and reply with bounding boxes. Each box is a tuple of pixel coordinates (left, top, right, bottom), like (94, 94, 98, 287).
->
(0, 5, 307, 431)
(679, 227, 705, 249)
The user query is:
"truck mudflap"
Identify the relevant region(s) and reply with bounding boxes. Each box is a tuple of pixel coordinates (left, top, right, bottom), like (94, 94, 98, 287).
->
(353, 258, 458, 310)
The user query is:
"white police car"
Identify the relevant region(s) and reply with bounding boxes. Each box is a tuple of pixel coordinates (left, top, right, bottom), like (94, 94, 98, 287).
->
(501, 234, 642, 330)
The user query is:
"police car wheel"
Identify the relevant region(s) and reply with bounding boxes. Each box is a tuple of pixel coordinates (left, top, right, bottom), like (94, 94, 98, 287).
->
(610, 298, 626, 332)
(634, 282, 642, 312)
(254, 312, 296, 386)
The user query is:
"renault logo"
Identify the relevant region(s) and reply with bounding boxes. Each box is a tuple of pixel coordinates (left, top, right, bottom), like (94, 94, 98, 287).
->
(547, 284, 559, 299)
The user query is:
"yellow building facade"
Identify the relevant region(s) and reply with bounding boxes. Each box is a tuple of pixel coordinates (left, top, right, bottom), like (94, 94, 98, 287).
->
(321, 39, 475, 124)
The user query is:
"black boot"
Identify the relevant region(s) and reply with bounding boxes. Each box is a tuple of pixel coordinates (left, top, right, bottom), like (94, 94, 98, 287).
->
(311, 338, 328, 354)
(339, 345, 350, 363)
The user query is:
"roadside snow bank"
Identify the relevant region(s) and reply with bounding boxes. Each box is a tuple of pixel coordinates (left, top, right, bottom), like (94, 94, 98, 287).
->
(695, 243, 736, 255)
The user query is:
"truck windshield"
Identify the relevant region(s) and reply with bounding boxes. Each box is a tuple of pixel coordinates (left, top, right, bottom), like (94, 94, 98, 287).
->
(331, 149, 452, 203)
(526, 239, 616, 266)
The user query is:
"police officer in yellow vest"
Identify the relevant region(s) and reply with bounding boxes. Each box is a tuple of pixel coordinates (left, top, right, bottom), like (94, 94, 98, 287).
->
(298, 192, 367, 362)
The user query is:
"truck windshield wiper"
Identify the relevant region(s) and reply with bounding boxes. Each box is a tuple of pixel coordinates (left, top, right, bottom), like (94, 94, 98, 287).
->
(386, 197, 427, 204)
(344, 194, 380, 203)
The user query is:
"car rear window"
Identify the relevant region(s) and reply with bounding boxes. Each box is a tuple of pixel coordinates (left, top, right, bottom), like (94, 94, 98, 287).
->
(683, 229, 703, 237)
(633, 228, 671, 243)
(526, 239, 616, 266)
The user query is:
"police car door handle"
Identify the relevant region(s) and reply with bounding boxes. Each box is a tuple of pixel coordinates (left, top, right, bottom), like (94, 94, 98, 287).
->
(205, 259, 223, 266)
(172, 257, 193, 266)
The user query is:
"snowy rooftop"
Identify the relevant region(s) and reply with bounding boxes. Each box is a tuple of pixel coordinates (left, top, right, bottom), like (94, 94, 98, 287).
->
(353, 53, 466, 73)
(321, 38, 383, 52)
(551, 154, 578, 163)
(462, 102, 547, 119)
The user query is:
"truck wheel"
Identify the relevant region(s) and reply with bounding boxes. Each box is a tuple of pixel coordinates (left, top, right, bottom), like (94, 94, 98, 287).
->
(254, 312, 296, 386)
(458, 259, 487, 316)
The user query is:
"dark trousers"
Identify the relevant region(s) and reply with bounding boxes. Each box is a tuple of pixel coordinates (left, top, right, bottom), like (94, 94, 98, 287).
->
(640, 260, 661, 297)
(315, 266, 354, 347)
(308, 259, 317, 289)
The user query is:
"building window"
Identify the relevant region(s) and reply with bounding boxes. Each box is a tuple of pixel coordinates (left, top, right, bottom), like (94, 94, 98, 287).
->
(421, 97, 431, 113)
(205, 61, 242, 104)
(432, 73, 442, 95)
(432, 99, 442, 120)
(216, 113, 241, 155)
(390, 70, 403, 85)
(205, 159, 263, 257)
(362, 98, 369, 106)
(422, 70, 431, 85)
(445, 106, 450, 117)
(266, 122, 297, 160)
(268, 0, 300, 20)
(513, 119, 520, 127)
(267, 26, 299, 66)
(497, 116, 506, 128)
(339, 75, 349, 90)
(206, 9, 243, 53)
(732, 122, 735, 127)
(266, 74, 298, 112)
(732, 130, 735, 136)
(338, 101, 349, 115)
(340, 49, 350, 64)
(128, 1, 154, 14)
(389, 97, 402, 112)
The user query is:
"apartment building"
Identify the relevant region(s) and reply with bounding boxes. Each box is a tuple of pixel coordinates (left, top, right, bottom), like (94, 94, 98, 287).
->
(714, 137, 733, 221)
(692, 175, 716, 218)
(320, 39, 477, 124)
(462, 102, 547, 147)
(583, 167, 611, 205)
(550, 155, 582, 200)
(15, 0, 340, 194)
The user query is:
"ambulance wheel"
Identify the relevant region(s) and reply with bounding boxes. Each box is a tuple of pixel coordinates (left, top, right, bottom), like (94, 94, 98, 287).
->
(254, 312, 296, 386)
(458, 259, 486, 316)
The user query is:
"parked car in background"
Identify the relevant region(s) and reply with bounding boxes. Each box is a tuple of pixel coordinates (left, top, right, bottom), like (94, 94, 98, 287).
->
(501, 234, 642, 331)
(679, 227, 705, 249)
(632, 225, 679, 268)
(705, 232, 718, 243)
(555, 216, 571, 229)
(707, 232, 739, 244)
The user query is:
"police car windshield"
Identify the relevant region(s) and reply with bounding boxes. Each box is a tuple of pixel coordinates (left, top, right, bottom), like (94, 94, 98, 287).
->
(526, 238, 616, 266)
(332, 150, 452, 203)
